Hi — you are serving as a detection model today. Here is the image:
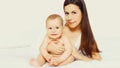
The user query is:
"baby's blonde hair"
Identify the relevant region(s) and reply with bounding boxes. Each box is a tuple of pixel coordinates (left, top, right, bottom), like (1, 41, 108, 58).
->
(46, 14, 63, 26)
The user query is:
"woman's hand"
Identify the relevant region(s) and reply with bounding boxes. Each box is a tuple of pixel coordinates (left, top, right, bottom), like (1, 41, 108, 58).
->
(47, 43, 65, 55)
(92, 53, 102, 61)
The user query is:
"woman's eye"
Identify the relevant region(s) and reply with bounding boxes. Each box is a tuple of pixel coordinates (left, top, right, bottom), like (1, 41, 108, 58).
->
(72, 11, 77, 14)
(65, 12, 69, 15)
(56, 27, 59, 29)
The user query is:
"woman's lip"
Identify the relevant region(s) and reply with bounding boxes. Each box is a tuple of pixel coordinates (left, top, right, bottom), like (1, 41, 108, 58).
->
(68, 22, 74, 24)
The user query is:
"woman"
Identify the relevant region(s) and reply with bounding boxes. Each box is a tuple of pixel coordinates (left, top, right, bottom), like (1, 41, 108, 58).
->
(47, 0, 101, 62)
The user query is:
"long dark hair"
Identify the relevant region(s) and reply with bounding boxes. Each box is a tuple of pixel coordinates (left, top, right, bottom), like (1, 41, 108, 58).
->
(64, 0, 100, 58)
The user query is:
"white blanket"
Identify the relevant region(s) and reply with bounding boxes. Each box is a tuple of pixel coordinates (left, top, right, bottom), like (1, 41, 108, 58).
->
(0, 38, 120, 68)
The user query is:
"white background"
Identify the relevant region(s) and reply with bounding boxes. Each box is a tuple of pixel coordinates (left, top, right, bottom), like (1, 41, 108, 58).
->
(0, 0, 120, 48)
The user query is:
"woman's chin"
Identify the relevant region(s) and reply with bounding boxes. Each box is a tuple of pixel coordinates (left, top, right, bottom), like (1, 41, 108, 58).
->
(69, 25, 76, 29)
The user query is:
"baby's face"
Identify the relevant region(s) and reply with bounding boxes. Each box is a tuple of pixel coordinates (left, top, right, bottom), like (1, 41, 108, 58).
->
(46, 18, 63, 40)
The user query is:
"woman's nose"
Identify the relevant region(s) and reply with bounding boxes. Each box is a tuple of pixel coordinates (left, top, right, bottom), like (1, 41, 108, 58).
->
(67, 14, 72, 20)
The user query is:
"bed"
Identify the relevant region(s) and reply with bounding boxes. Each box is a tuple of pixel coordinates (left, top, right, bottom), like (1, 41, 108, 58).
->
(0, 37, 120, 68)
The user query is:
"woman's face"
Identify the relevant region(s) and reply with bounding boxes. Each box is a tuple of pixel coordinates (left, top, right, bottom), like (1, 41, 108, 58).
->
(64, 4, 82, 29)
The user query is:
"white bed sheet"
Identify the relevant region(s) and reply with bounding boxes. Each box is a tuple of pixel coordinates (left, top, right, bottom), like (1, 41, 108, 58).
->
(0, 46, 38, 68)
(0, 38, 120, 68)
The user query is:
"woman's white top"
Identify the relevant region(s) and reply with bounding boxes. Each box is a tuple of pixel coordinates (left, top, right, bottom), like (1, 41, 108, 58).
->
(75, 34, 81, 50)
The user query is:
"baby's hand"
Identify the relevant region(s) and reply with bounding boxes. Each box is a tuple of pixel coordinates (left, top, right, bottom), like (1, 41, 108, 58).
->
(49, 57, 61, 66)
(45, 54, 52, 62)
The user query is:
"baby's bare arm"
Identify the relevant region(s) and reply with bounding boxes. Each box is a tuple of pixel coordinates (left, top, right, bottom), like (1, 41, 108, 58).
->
(40, 36, 52, 62)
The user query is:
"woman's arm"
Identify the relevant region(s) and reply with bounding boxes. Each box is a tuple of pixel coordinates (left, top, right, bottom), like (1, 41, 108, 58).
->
(47, 42, 65, 55)
(92, 52, 102, 61)
(72, 47, 102, 61)
(72, 47, 93, 61)
(58, 37, 72, 62)
(50, 36, 72, 65)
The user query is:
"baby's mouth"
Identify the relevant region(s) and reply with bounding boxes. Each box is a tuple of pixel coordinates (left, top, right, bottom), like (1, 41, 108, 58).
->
(51, 34, 57, 36)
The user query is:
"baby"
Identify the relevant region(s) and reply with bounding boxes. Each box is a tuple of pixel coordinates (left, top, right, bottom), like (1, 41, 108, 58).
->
(30, 14, 73, 67)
